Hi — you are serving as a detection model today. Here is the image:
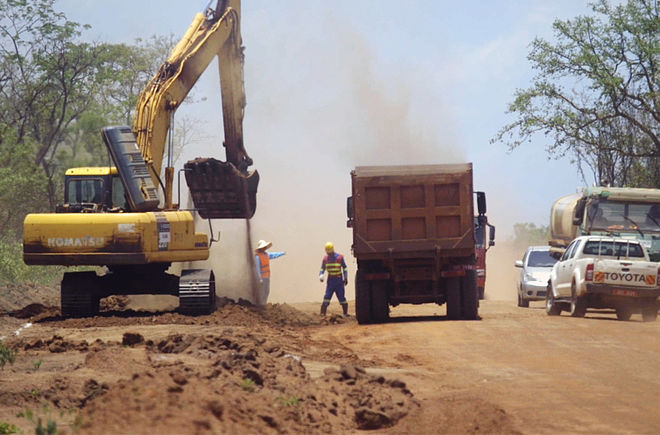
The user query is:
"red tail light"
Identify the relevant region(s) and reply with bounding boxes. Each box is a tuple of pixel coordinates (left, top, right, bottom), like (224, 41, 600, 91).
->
(585, 263, 594, 281)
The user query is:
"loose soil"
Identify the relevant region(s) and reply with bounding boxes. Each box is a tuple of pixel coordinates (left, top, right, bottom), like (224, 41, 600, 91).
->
(2, 284, 659, 434)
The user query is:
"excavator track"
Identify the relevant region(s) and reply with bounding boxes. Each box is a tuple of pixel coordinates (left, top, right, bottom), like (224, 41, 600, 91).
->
(178, 269, 216, 315)
(61, 271, 100, 318)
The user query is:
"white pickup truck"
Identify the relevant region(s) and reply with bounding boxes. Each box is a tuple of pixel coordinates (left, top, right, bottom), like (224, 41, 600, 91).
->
(546, 235, 660, 321)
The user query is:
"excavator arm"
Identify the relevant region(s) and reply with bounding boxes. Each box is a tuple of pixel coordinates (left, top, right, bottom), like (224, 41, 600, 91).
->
(133, 0, 258, 218)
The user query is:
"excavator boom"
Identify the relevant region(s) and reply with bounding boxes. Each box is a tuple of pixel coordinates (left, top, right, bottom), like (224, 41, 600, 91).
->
(134, 0, 258, 218)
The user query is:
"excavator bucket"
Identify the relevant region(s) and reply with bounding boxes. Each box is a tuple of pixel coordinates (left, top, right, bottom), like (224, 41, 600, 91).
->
(184, 157, 258, 219)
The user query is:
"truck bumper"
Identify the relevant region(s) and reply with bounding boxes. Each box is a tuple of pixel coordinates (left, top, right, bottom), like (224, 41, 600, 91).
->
(585, 284, 660, 299)
(522, 281, 547, 301)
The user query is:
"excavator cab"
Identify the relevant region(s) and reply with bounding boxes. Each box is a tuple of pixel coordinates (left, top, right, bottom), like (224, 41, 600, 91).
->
(56, 167, 127, 213)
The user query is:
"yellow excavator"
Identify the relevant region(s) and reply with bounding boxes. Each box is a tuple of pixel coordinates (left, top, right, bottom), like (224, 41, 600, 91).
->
(22, 0, 258, 317)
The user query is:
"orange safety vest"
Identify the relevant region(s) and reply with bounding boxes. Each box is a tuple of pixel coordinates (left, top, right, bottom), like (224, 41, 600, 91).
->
(257, 251, 271, 278)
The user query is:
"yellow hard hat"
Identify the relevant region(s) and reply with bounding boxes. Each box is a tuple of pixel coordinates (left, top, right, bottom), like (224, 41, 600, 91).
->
(324, 241, 334, 253)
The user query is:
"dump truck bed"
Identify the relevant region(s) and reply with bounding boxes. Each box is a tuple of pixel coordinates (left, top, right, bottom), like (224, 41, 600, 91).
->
(351, 163, 475, 260)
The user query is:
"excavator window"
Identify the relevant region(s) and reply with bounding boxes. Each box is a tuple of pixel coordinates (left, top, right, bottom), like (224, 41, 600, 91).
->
(66, 178, 104, 204)
(111, 175, 128, 210)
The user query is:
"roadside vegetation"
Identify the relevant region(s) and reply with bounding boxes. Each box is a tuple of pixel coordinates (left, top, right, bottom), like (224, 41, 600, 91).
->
(0, 0, 202, 284)
(0, 341, 17, 369)
(494, 0, 660, 188)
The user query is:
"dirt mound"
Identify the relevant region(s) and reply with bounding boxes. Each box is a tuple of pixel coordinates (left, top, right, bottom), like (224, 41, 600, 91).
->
(100, 295, 129, 311)
(0, 282, 58, 313)
(12, 297, 325, 330)
(17, 334, 91, 353)
(77, 330, 417, 434)
(10, 303, 53, 319)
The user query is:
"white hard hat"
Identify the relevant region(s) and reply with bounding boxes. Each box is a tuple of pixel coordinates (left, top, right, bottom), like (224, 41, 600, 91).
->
(256, 239, 272, 250)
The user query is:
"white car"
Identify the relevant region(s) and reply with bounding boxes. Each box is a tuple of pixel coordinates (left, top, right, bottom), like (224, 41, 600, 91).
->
(515, 246, 557, 307)
(546, 235, 660, 321)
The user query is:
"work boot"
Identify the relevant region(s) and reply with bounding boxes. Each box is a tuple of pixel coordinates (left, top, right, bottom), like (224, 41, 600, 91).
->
(342, 303, 349, 318)
(320, 304, 327, 316)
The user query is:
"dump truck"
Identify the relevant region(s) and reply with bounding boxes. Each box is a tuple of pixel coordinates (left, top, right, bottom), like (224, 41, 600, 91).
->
(550, 187, 660, 261)
(347, 164, 493, 324)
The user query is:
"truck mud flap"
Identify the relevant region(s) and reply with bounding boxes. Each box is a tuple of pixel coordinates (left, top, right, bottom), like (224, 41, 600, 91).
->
(185, 158, 259, 219)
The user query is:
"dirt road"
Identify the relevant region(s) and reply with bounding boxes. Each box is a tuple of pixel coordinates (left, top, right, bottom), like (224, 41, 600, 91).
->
(2, 292, 660, 434)
(311, 301, 660, 434)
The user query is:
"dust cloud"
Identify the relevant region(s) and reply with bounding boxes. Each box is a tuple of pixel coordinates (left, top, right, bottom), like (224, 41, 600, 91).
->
(484, 242, 526, 301)
(181, 12, 469, 305)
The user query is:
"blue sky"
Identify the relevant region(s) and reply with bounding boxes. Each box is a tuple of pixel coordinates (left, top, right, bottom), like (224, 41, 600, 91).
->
(53, 0, 601, 301)
(57, 0, 595, 234)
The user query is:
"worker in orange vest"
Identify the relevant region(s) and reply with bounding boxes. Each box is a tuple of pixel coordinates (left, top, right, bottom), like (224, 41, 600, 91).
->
(254, 239, 285, 306)
(319, 241, 349, 317)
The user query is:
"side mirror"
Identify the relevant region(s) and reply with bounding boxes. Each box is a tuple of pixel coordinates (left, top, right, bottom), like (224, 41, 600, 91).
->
(515, 260, 523, 268)
(573, 198, 586, 226)
(346, 196, 354, 228)
(476, 191, 486, 215)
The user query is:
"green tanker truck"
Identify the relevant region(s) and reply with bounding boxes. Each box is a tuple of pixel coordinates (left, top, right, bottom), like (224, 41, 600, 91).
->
(550, 187, 660, 261)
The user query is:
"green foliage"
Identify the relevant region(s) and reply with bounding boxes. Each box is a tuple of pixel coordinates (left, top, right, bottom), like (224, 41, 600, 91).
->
(493, 0, 660, 187)
(511, 223, 551, 248)
(17, 408, 58, 435)
(0, 132, 50, 237)
(276, 395, 301, 407)
(0, 232, 63, 285)
(0, 342, 17, 369)
(0, 422, 19, 435)
(238, 378, 255, 392)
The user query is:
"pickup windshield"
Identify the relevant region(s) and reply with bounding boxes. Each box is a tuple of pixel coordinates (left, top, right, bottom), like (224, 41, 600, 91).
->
(582, 240, 645, 258)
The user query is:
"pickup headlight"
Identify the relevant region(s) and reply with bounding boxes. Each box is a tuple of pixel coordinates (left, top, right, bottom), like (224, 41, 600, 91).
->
(524, 272, 536, 282)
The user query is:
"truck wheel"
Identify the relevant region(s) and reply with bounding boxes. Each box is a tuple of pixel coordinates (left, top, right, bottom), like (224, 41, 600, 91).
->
(478, 286, 485, 300)
(61, 271, 99, 318)
(370, 280, 390, 323)
(355, 269, 372, 324)
(616, 304, 633, 321)
(518, 289, 529, 308)
(446, 277, 461, 320)
(641, 300, 658, 322)
(569, 283, 586, 318)
(461, 270, 479, 320)
(545, 282, 561, 316)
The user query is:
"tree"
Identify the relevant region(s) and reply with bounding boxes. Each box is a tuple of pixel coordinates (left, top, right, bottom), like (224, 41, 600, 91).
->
(0, 0, 116, 210)
(493, 0, 660, 187)
(0, 1, 184, 216)
(511, 223, 551, 248)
